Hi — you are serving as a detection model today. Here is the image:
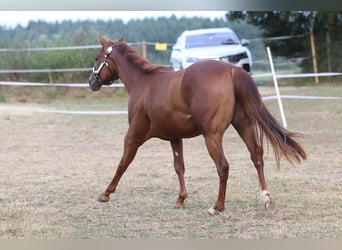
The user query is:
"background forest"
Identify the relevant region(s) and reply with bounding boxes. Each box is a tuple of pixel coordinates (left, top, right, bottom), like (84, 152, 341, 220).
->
(0, 11, 341, 84)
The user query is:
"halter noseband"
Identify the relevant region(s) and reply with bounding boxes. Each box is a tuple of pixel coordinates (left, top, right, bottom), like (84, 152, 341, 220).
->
(92, 45, 118, 84)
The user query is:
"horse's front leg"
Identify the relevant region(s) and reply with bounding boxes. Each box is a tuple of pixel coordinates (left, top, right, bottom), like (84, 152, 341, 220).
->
(98, 131, 146, 202)
(170, 139, 188, 208)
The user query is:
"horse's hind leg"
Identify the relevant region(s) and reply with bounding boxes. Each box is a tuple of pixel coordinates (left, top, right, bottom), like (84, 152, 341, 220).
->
(203, 134, 229, 215)
(170, 139, 188, 208)
(232, 116, 275, 211)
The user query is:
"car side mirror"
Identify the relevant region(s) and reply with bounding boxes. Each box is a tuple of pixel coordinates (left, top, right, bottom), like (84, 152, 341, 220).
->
(241, 39, 250, 46)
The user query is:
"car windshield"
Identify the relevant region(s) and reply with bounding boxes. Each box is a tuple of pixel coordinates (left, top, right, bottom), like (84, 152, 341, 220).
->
(185, 32, 239, 48)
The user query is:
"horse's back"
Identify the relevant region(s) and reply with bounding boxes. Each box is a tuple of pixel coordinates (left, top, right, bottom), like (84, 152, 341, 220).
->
(183, 60, 233, 84)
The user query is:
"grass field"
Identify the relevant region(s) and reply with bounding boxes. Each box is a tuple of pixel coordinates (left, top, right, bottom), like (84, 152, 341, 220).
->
(0, 85, 341, 239)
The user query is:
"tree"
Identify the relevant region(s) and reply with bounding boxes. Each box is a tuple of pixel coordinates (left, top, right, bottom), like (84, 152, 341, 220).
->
(226, 11, 342, 74)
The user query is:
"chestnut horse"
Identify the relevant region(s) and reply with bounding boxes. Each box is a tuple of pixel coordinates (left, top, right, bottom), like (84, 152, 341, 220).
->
(88, 35, 306, 215)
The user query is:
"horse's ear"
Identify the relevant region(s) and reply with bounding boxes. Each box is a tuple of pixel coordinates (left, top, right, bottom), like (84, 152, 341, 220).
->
(99, 34, 107, 46)
(118, 34, 126, 42)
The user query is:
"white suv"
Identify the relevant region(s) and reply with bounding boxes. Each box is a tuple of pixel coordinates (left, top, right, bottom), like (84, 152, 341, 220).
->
(170, 27, 252, 72)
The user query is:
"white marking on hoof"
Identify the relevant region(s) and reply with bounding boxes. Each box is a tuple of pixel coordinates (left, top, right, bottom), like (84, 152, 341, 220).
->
(208, 207, 219, 215)
(174, 151, 179, 157)
(261, 190, 276, 212)
(260, 190, 270, 204)
(265, 199, 276, 213)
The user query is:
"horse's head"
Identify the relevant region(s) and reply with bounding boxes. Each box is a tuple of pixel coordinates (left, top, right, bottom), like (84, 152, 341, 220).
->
(88, 34, 125, 91)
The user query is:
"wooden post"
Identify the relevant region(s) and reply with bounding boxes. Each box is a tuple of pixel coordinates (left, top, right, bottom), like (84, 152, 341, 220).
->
(326, 30, 332, 82)
(310, 28, 319, 84)
(326, 30, 331, 72)
(142, 41, 147, 59)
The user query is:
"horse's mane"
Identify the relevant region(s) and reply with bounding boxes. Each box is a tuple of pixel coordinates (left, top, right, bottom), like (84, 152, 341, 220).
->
(115, 42, 172, 73)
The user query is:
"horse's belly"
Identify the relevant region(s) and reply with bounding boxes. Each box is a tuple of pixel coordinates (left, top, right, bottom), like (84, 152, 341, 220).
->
(150, 112, 200, 140)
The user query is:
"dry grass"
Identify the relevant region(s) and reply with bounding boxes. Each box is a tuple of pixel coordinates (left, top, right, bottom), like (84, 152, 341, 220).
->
(0, 86, 341, 239)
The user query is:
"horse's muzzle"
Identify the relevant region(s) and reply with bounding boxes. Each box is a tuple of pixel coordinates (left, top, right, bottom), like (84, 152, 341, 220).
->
(88, 73, 102, 91)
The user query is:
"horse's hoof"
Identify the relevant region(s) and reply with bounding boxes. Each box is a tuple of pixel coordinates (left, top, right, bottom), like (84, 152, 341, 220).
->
(175, 202, 185, 209)
(265, 199, 276, 213)
(97, 194, 110, 202)
(208, 207, 220, 215)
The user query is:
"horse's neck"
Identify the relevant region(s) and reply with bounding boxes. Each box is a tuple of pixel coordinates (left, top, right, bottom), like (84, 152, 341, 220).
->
(113, 53, 143, 95)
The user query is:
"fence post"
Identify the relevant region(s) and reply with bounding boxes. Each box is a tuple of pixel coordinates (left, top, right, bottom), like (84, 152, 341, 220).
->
(142, 41, 147, 59)
(266, 47, 287, 128)
(310, 28, 319, 84)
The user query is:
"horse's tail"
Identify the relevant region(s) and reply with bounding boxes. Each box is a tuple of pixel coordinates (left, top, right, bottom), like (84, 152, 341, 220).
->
(232, 68, 307, 167)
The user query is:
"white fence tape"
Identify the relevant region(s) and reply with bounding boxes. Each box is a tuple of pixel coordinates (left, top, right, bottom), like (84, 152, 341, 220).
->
(262, 95, 342, 101)
(253, 72, 342, 78)
(0, 95, 340, 116)
(0, 81, 124, 87)
(36, 109, 128, 115)
(1, 72, 341, 88)
(0, 33, 306, 53)
(0, 68, 92, 74)
(33, 95, 342, 115)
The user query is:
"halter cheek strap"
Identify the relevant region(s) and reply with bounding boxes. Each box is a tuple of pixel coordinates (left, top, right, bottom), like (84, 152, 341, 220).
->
(93, 46, 113, 75)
